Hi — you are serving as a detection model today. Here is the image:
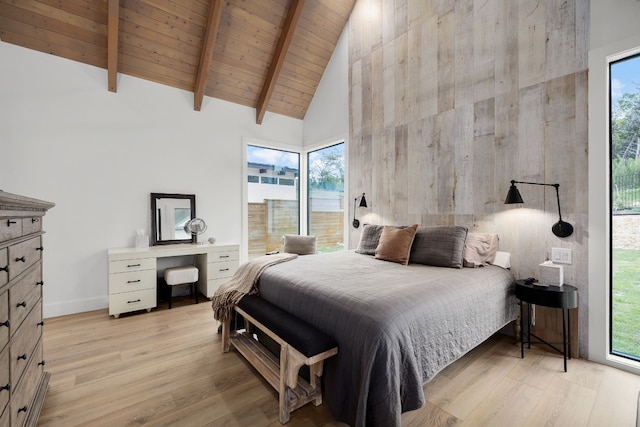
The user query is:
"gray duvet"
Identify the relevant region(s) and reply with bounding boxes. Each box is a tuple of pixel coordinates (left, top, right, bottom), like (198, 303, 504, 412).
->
(257, 250, 517, 427)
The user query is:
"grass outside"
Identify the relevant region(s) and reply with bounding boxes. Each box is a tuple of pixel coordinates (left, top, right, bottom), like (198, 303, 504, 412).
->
(612, 248, 640, 358)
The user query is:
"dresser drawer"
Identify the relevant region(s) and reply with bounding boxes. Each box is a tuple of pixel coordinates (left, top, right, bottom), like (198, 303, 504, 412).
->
(0, 219, 22, 243)
(109, 269, 156, 294)
(21, 217, 42, 236)
(10, 300, 42, 387)
(207, 260, 238, 280)
(0, 293, 8, 352)
(0, 347, 9, 421)
(9, 266, 41, 336)
(0, 399, 9, 427)
(0, 249, 7, 289)
(109, 257, 156, 274)
(11, 341, 43, 427)
(8, 236, 41, 280)
(109, 288, 156, 317)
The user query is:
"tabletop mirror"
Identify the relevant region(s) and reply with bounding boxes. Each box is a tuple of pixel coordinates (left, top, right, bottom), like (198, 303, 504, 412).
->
(150, 193, 196, 245)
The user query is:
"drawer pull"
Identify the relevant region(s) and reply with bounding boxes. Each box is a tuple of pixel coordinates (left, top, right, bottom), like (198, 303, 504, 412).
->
(0, 265, 7, 273)
(127, 264, 141, 268)
(15, 256, 25, 263)
(220, 268, 229, 272)
(6, 220, 16, 226)
(16, 301, 26, 308)
(127, 299, 141, 304)
(38, 321, 44, 327)
(37, 281, 44, 286)
(127, 279, 141, 284)
(0, 384, 9, 392)
(219, 255, 230, 259)
(18, 406, 28, 413)
(17, 354, 27, 361)
(36, 246, 44, 251)
(31, 218, 40, 223)
(0, 320, 9, 328)
(38, 360, 46, 366)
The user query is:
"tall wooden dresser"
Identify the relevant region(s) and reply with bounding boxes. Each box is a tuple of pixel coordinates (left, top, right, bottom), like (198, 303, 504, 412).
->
(0, 191, 54, 426)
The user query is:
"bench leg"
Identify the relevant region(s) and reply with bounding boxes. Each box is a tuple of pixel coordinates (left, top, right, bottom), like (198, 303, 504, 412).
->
(310, 361, 324, 406)
(279, 344, 291, 424)
(221, 318, 231, 353)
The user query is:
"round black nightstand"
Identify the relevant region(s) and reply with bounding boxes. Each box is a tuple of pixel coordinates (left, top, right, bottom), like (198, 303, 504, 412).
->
(515, 280, 578, 372)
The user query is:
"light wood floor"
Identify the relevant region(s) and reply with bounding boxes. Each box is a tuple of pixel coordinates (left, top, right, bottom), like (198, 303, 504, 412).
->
(38, 296, 640, 426)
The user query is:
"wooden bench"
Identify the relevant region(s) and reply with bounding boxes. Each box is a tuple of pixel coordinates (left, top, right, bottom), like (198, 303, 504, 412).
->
(221, 295, 338, 424)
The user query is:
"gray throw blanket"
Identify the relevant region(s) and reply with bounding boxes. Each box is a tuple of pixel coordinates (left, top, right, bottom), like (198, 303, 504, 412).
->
(211, 252, 297, 321)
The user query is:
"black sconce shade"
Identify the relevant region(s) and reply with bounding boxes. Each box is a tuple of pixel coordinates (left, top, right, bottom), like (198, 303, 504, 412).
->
(505, 180, 573, 238)
(352, 193, 368, 228)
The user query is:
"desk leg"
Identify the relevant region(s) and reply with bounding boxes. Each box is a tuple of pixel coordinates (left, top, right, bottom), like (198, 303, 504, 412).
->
(562, 308, 567, 372)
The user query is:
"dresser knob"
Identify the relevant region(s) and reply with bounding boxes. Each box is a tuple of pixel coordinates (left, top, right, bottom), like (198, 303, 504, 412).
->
(36, 281, 44, 286)
(0, 384, 9, 392)
(31, 218, 40, 223)
(6, 220, 16, 226)
(37, 321, 44, 327)
(17, 354, 26, 361)
(36, 246, 44, 251)
(18, 406, 27, 413)
(15, 256, 25, 263)
(16, 301, 26, 308)
(0, 320, 9, 328)
(0, 266, 7, 273)
(38, 360, 45, 366)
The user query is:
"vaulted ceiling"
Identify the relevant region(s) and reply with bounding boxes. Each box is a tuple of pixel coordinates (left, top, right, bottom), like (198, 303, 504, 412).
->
(0, 0, 356, 123)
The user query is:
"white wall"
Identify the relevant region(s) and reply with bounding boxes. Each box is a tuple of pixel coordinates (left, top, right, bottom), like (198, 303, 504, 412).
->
(303, 26, 349, 148)
(589, 0, 640, 372)
(0, 42, 303, 318)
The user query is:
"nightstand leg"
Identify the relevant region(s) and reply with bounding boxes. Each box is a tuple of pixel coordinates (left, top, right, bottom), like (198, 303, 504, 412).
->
(562, 308, 567, 372)
(567, 308, 572, 360)
(520, 300, 524, 358)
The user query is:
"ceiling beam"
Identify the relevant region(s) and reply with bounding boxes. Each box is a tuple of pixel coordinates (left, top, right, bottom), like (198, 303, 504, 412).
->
(255, 0, 305, 124)
(107, 0, 119, 92)
(193, 0, 224, 111)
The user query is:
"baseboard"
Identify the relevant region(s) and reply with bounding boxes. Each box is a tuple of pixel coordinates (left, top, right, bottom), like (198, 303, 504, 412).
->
(44, 296, 108, 319)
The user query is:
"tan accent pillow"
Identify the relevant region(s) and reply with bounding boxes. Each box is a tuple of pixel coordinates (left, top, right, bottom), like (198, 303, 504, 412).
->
(374, 224, 418, 265)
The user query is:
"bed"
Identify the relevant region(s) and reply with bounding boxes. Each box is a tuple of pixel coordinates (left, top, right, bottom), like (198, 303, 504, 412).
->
(245, 225, 517, 427)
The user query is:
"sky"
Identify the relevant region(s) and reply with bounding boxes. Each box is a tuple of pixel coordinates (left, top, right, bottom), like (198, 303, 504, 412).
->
(611, 53, 640, 105)
(247, 145, 299, 168)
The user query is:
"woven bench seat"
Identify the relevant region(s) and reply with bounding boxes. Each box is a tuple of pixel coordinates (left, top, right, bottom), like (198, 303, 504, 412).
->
(221, 295, 338, 424)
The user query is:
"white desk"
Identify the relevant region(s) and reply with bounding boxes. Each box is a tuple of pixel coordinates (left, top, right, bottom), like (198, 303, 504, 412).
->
(107, 243, 239, 318)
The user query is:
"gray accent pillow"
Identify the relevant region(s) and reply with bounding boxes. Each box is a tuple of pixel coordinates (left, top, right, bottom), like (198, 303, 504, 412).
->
(355, 224, 384, 255)
(409, 226, 468, 268)
(283, 235, 317, 255)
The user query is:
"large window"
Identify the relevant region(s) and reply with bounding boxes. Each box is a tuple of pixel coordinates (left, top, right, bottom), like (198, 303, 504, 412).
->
(307, 143, 345, 252)
(247, 145, 300, 259)
(610, 53, 640, 362)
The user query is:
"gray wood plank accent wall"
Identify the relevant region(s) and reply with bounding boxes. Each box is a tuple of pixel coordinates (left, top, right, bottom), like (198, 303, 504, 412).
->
(348, 0, 589, 356)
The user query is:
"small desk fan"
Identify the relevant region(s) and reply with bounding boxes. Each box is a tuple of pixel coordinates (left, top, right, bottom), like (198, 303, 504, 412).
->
(184, 218, 207, 244)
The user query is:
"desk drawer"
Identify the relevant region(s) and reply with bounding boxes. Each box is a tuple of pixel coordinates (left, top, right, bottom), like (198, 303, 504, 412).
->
(207, 260, 238, 280)
(209, 250, 239, 263)
(109, 258, 156, 274)
(109, 288, 156, 317)
(109, 269, 155, 294)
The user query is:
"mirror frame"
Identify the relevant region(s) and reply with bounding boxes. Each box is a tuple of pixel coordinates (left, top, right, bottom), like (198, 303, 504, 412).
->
(150, 193, 196, 245)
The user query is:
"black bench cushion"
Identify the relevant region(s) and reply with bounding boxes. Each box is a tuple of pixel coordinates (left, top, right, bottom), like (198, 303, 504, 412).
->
(237, 295, 337, 358)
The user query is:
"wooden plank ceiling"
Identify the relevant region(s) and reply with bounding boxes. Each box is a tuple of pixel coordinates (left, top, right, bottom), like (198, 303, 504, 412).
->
(0, 0, 355, 123)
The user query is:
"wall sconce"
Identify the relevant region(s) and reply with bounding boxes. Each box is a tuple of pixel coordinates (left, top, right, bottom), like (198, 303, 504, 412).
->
(505, 180, 573, 238)
(352, 193, 368, 228)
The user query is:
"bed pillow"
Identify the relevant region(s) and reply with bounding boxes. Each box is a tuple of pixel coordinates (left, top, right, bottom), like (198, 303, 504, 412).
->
(282, 235, 317, 255)
(374, 224, 418, 265)
(409, 226, 468, 268)
(355, 224, 384, 255)
(463, 233, 499, 267)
